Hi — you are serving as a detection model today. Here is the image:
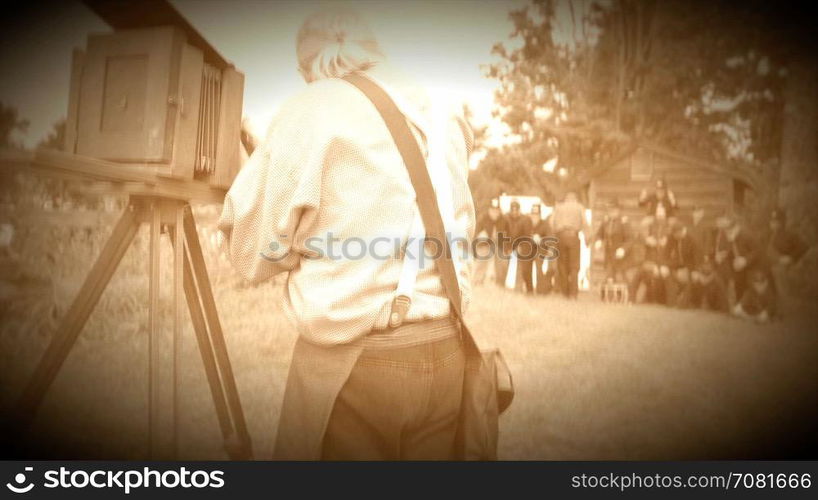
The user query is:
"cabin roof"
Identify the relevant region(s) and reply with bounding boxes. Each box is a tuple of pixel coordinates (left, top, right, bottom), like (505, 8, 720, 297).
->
(593, 141, 758, 190)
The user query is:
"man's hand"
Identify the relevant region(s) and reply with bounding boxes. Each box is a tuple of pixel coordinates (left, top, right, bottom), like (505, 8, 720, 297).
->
(733, 256, 747, 271)
(615, 247, 626, 259)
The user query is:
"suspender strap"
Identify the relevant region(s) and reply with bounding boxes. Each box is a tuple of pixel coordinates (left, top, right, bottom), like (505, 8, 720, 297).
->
(342, 73, 478, 353)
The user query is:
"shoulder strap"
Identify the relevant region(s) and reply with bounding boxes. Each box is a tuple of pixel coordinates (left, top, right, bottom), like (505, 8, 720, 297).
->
(342, 73, 478, 352)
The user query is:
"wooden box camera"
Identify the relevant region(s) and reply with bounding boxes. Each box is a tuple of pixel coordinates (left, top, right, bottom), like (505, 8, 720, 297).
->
(64, 26, 244, 189)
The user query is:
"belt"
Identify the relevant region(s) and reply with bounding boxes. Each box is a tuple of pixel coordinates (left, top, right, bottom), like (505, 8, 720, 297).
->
(362, 317, 461, 350)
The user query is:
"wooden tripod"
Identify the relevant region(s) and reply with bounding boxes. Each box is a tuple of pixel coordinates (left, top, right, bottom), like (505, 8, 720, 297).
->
(14, 194, 253, 460)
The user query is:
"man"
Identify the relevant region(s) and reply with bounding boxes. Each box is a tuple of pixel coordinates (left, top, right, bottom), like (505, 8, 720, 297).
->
(594, 199, 630, 283)
(552, 191, 588, 298)
(688, 205, 712, 262)
(531, 204, 554, 295)
(712, 213, 735, 291)
(516, 204, 548, 294)
(733, 268, 777, 323)
(473, 198, 507, 286)
(765, 208, 808, 309)
(503, 200, 534, 293)
(218, 8, 474, 460)
(638, 178, 677, 219)
(632, 214, 671, 304)
(725, 217, 760, 304)
(666, 221, 699, 307)
(690, 255, 729, 312)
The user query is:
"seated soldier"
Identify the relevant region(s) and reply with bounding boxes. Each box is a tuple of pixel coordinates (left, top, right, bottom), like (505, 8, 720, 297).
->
(630, 215, 670, 304)
(666, 220, 699, 307)
(690, 255, 728, 312)
(733, 268, 777, 323)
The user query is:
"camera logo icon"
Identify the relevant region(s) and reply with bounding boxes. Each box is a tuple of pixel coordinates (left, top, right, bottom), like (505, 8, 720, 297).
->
(5, 467, 35, 494)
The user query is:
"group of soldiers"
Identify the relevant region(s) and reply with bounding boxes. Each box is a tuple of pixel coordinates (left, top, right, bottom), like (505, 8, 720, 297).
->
(473, 179, 809, 323)
(473, 192, 590, 299)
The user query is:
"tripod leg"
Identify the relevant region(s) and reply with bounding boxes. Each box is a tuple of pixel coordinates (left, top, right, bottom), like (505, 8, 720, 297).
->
(15, 204, 141, 427)
(147, 201, 179, 459)
(169, 225, 235, 456)
(182, 208, 253, 459)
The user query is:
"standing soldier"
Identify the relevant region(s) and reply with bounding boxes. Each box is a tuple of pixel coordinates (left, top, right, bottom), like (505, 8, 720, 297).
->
(594, 199, 630, 284)
(474, 198, 507, 286)
(712, 213, 734, 293)
(765, 208, 808, 313)
(526, 204, 550, 294)
(725, 218, 760, 304)
(505, 200, 534, 293)
(638, 178, 678, 219)
(552, 191, 588, 299)
(688, 205, 712, 261)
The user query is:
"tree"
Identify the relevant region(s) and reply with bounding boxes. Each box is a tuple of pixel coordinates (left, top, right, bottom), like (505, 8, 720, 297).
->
(0, 102, 29, 149)
(480, 0, 795, 204)
(37, 119, 66, 150)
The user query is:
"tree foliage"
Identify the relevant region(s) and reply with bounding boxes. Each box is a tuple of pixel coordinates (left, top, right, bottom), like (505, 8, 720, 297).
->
(476, 0, 802, 205)
(0, 101, 29, 149)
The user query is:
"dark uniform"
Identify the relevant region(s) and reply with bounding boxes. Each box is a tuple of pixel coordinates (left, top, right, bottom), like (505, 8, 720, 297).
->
(632, 216, 671, 304)
(594, 203, 630, 283)
(763, 208, 808, 314)
(666, 222, 700, 307)
(501, 201, 533, 292)
(474, 201, 508, 286)
(691, 255, 729, 312)
(638, 179, 678, 219)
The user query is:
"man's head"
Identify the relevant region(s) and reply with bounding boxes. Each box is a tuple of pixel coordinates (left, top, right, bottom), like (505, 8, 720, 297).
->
(655, 178, 667, 199)
(530, 203, 542, 222)
(296, 8, 384, 83)
(509, 200, 521, 216)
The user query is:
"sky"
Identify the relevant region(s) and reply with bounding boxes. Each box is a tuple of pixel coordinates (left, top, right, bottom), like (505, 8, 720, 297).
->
(1, 0, 531, 148)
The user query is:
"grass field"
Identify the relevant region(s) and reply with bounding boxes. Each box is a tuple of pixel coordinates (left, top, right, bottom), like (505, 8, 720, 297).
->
(2, 214, 818, 460)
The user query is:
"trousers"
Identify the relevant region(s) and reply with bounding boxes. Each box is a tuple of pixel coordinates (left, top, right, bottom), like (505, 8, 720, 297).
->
(321, 333, 465, 460)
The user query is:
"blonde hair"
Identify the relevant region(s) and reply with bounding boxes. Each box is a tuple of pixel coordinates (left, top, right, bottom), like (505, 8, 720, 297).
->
(296, 8, 384, 83)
